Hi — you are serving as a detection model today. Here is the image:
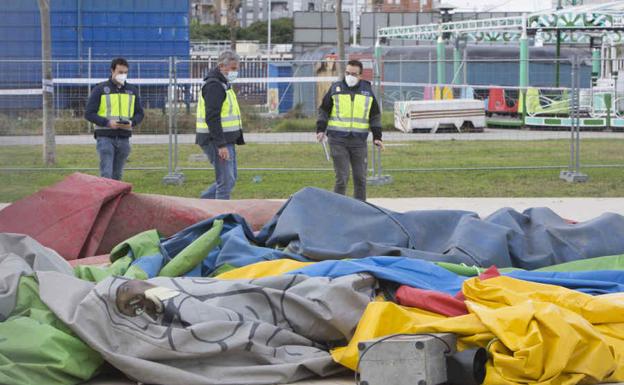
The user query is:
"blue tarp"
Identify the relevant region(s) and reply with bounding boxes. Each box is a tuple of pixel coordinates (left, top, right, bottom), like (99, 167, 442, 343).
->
(290, 256, 624, 295)
(126, 188, 624, 281)
(129, 214, 306, 277)
(507, 270, 624, 295)
(259, 188, 624, 269)
(289, 257, 465, 295)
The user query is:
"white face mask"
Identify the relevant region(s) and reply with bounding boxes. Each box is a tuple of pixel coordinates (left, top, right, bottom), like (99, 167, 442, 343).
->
(114, 73, 127, 84)
(226, 71, 238, 82)
(345, 74, 359, 87)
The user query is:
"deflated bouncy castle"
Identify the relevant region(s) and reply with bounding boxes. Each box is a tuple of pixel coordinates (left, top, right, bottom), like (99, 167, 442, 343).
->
(2, 173, 624, 385)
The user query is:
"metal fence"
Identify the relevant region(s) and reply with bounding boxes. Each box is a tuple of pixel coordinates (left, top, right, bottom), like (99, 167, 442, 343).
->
(1, 56, 624, 198)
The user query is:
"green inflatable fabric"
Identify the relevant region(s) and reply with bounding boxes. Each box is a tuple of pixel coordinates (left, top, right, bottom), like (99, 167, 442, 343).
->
(0, 277, 103, 385)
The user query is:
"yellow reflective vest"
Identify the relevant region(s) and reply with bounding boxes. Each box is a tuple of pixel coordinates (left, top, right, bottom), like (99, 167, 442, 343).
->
(96, 88, 136, 130)
(327, 83, 373, 134)
(196, 85, 242, 134)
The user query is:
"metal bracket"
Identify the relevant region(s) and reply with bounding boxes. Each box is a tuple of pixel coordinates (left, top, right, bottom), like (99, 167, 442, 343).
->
(367, 144, 393, 186)
(559, 170, 589, 183)
(162, 172, 185, 185)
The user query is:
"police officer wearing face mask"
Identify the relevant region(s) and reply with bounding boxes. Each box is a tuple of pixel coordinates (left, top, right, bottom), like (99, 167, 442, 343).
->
(196, 50, 245, 200)
(85, 57, 144, 181)
(316, 59, 383, 201)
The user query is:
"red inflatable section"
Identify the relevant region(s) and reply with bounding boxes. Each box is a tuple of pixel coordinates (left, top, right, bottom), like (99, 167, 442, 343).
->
(94, 192, 282, 255)
(0, 173, 131, 260)
(396, 266, 502, 317)
(0, 173, 282, 261)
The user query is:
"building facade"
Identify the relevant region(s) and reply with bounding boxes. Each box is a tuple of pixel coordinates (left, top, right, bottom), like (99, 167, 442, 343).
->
(192, 0, 376, 27)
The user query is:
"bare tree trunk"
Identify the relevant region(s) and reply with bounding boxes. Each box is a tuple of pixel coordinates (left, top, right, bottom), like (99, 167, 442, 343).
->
(228, 0, 238, 51)
(335, 0, 345, 75)
(38, 0, 56, 165)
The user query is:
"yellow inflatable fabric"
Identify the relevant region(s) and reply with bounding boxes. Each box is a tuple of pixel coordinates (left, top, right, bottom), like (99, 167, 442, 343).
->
(215, 259, 313, 280)
(332, 276, 624, 385)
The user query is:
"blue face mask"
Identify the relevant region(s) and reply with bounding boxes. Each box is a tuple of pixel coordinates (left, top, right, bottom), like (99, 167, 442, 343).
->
(226, 71, 238, 82)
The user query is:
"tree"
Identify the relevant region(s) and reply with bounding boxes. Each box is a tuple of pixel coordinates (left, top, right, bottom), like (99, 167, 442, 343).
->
(191, 18, 293, 44)
(227, 0, 238, 50)
(190, 20, 230, 40)
(38, 0, 55, 165)
(335, 0, 345, 75)
(240, 18, 293, 43)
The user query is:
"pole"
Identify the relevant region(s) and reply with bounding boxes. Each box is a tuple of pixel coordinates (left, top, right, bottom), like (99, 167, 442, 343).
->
(555, 31, 561, 87)
(162, 57, 184, 185)
(267, 0, 271, 58)
(374, 39, 382, 110)
(38, 0, 56, 165)
(167, 57, 173, 177)
(453, 41, 461, 85)
(370, 138, 376, 179)
(173, 57, 179, 174)
(267, 0, 271, 112)
(561, 55, 588, 182)
(592, 48, 601, 86)
(87, 47, 92, 96)
(55, 62, 59, 118)
(77, 0, 82, 72)
(555, 0, 562, 87)
(569, 56, 576, 173)
(428, 51, 432, 84)
(574, 56, 581, 175)
(372, 39, 380, 179)
(436, 35, 445, 85)
(399, 53, 403, 100)
(336, 0, 345, 75)
(519, 18, 529, 124)
(87, 47, 92, 133)
(463, 47, 467, 85)
(352, 0, 357, 46)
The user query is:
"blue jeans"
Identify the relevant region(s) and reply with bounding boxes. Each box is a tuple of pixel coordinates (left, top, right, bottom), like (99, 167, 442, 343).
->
(200, 143, 237, 200)
(96, 136, 131, 180)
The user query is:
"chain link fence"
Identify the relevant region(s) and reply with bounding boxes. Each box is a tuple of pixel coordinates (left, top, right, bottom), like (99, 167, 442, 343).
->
(1, 56, 624, 200)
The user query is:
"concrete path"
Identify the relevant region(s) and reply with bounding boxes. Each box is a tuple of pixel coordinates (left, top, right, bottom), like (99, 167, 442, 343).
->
(3, 197, 624, 221)
(3, 129, 624, 146)
(367, 197, 624, 221)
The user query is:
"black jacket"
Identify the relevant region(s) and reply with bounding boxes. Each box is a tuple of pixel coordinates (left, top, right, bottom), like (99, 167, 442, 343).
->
(84, 78, 144, 138)
(195, 68, 244, 148)
(316, 79, 382, 141)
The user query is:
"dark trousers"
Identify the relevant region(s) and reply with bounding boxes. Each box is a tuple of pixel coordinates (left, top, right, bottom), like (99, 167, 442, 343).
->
(328, 135, 368, 201)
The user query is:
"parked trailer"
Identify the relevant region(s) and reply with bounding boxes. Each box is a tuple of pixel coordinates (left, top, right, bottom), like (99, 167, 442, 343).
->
(394, 99, 486, 133)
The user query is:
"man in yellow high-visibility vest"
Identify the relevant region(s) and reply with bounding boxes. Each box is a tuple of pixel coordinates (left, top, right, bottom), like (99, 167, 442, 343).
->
(316, 60, 383, 201)
(85, 57, 144, 180)
(196, 51, 245, 199)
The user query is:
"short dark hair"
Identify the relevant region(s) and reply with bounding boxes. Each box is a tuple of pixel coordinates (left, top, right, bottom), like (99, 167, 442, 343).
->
(111, 57, 129, 71)
(347, 60, 363, 74)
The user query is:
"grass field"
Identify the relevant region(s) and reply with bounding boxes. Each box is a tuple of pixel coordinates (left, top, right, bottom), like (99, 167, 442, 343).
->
(1, 139, 623, 202)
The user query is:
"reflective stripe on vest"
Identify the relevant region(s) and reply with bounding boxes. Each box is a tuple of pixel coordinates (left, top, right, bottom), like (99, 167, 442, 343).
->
(327, 93, 372, 133)
(96, 92, 135, 130)
(196, 88, 242, 134)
